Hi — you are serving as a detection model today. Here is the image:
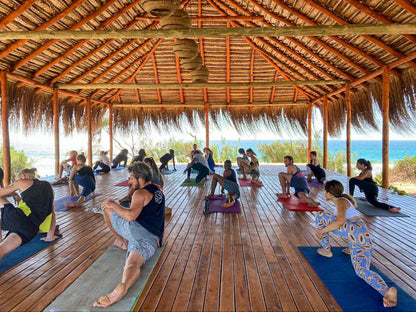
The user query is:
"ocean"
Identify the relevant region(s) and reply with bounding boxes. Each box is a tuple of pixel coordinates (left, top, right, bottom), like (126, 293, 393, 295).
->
(10, 139, 416, 178)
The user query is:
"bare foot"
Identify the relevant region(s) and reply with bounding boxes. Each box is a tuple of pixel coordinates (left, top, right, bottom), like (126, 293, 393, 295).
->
(341, 248, 351, 255)
(308, 200, 320, 207)
(197, 180, 205, 186)
(276, 193, 290, 198)
(93, 282, 127, 307)
(64, 202, 77, 208)
(184, 178, 191, 182)
(389, 207, 401, 213)
(317, 248, 333, 258)
(113, 238, 127, 250)
(241, 176, 248, 181)
(221, 201, 235, 208)
(204, 195, 214, 199)
(383, 287, 397, 307)
(252, 180, 262, 185)
(359, 197, 367, 201)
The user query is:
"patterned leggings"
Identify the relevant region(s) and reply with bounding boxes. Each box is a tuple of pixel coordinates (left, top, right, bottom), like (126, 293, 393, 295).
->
(315, 211, 388, 295)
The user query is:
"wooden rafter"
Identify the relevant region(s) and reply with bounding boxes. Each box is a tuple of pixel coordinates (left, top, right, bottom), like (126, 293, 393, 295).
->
(112, 101, 309, 108)
(0, 0, 38, 30)
(10, 0, 119, 72)
(198, 0, 208, 104)
(175, 53, 185, 103)
(207, 0, 315, 100)
(134, 76, 141, 104)
(303, 0, 416, 71)
(37, 1, 144, 80)
(393, 0, 416, 16)
(134, 15, 265, 21)
(151, 54, 162, 104)
(0, 0, 85, 60)
(56, 80, 347, 90)
(269, 70, 279, 103)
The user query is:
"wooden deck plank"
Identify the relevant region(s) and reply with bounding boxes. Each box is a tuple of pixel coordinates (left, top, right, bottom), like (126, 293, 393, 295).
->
(0, 164, 415, 312)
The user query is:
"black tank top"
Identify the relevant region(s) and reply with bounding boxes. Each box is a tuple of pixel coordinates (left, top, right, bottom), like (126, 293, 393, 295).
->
(226, 169, 237, 183)
(76, 166, 95, 180)
(20, 179, 53, 227)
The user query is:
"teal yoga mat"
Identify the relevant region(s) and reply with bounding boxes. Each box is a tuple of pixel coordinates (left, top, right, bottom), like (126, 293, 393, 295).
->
(180, 178, 205, 187)
(0, 233, 62, 274)
(299, 246, 416, 312)
(44, 245, 164, 312)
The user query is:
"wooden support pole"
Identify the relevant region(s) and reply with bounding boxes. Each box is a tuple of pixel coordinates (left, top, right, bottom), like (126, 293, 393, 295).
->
(382, 67, 390, 188)
(53, 88, 60, 175)
(323, 96, 328, 169)
(56, 80, 348, 90)
(205, 103, 210, 148)
(1, 71, 11, 185)
(345, 84, 352, 177)
(109, 105, 113, 161)
(2, 23, 416, 40)
(307, 102, 312, 162)
(87, 98, 92, 166)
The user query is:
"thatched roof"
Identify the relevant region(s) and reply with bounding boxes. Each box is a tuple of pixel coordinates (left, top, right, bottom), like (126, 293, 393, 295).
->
(1, 0, 416, 136)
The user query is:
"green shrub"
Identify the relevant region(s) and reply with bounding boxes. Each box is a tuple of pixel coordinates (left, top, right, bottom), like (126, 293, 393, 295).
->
(389, 154, 416, 183)
(0, 146, 34, 182)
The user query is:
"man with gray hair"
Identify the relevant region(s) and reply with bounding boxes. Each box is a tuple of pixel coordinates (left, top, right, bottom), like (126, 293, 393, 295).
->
(94, 162, 165, 308)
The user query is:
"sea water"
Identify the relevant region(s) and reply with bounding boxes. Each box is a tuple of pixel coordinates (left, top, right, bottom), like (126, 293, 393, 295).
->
(10, 140, 416, 178)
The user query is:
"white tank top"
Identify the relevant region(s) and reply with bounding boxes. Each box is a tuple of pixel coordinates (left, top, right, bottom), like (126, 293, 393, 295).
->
(334, 197, 359, 220)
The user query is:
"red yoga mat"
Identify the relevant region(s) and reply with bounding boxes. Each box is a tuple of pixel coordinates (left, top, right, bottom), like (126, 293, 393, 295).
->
(115, 180, 130, 187)
(278, 195, 323, 211)
(238, 178, 263, 187)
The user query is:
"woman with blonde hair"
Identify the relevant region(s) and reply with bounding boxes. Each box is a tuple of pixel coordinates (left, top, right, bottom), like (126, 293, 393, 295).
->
(315, 180, 397, 308)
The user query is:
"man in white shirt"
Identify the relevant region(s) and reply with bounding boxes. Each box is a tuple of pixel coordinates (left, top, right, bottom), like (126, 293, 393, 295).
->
(183, 150, 209, 185)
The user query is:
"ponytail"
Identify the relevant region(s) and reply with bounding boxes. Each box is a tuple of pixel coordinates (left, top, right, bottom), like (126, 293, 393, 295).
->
(357, 158, 372, 170)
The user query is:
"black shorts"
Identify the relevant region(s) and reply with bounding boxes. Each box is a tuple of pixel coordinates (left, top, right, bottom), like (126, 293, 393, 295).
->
(1, 204, 38, 245)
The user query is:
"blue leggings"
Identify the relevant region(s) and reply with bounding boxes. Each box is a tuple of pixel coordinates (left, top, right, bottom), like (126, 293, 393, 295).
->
(315, 211, 388, 295)
(74, 175, 96, 197)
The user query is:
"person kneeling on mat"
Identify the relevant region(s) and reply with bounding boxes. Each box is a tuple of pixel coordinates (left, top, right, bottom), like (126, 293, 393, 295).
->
(0, 168, 58, 263)
(276, 155, 320, 207)
(315, 180, 397, 308)
(205, 160, 240, 208)
(94, 162, 165, 308)
(183, 150, 209, 185)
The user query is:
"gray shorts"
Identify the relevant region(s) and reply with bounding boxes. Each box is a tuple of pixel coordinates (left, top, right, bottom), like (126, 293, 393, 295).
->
(111, 212, 159, 263)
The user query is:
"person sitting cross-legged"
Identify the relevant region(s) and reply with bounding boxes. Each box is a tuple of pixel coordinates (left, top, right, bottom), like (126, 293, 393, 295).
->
(276, 155, 320, 207)
(205, 160, 240, 208)
(93, 162, 165, 308)
(183, 150, 210, 185)
(0, 168, 58, 263)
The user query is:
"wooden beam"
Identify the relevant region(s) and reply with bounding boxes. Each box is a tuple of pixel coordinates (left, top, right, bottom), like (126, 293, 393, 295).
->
(112, 101, 309, 108)
(1, 71, 11, 185)
(53, 88, 60, 175)
(382, 67, 390, 189)
(249, 49, 255, 104)
(174, 53, 184, 103)
(1, 24, 416, 40)
(56, 80, 348, 90)
(198, 0, 208, 104)
(205, 103, 210, 148)
(87, 98, 92, 166)
(269, 71, 279, 103)
(151, 54, 162, 103)
(134, 15, 265, 21)
(226, 24, 231, 104)
(322, 96, 328, 169)
(307, 102, 312, 161)
(109, 105, 113, 161)
(345, 84, 352, 177)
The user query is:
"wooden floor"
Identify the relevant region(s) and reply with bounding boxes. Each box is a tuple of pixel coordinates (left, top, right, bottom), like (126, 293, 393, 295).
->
(1, 165, 415, 311)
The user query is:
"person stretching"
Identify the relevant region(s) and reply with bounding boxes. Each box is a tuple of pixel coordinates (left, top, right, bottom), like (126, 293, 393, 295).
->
(205, 160, 240, 208)
(349, 158, 400, 213)
(203, 147, 216, 174)
(276, 155, 320, 207)
(183, 150, 209, 186)
(306, 151, 326, 183)
(93, 151, 111, 175)
(236, 148, 250, 180)
(0, 168, 58, 263)
(112, 149, 128, 169)
(56, 150, 77, 179)
(93, 162, 165, 308)
(64, 154, 96, 208)
(159, 149, 176, 172)
(315, 180, 397, 308)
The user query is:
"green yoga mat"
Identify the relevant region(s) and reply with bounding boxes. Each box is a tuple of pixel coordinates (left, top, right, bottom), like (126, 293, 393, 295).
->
(180, 178, 205, 187)
(44, 245, 164, 312)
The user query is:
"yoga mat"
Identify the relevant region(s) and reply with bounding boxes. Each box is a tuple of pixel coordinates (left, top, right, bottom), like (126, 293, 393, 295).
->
(162, 170, 175, 175)
(299, 247, 416, 312)
(238, 178, 263, 187)
(308, 180, 324, 188)
(44, 245, 164, 312)
(203, 195, 241, 213)
(54, 193, 101, 212)
(112, 165, 125, 170)
(278, 195, 323, 211)
(354, 198, 409, 217)
(115, 180, 130, 187)
(180, 178, 205, 187)
(0, 233, 62, 274)
(39, 175, 58, 183)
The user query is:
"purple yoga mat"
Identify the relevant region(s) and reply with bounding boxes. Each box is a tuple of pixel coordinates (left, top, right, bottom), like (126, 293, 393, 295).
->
(238, 178, 263, 187)
(204, 195, 241, 213)
(54, 193, 101, 211)
(307, 180, 324, 188)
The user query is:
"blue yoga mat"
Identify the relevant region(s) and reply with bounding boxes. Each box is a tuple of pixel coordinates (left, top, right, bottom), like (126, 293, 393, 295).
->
(162, 170, 175, 175)
(112, 165, 125, 170)
(54, 193, 101, 211)
(299, 247, 416, 312)
(0, 233, 62, 274)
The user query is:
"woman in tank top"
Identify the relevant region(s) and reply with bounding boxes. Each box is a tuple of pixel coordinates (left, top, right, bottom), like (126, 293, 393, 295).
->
(315, 180, 397, 308)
